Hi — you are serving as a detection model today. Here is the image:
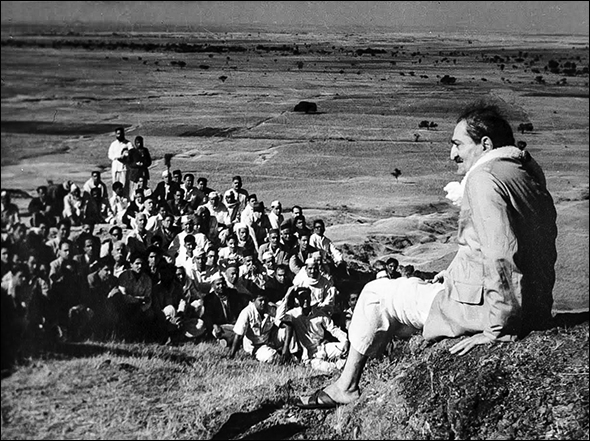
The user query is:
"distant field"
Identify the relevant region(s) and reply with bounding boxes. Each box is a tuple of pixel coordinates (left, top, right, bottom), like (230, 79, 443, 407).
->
(1, 28, 588, 312)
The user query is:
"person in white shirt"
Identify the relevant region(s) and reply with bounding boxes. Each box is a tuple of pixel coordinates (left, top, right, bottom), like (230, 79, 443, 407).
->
(239, 193, 258, 227)
(82, 171, 109, 209)
(107, 182, 129, 225)
(229, 290, 288, 363)
(223, 175, 249, 220)
(309, 219, 345, 276)
(276, 286, 349, 372)
(292, 257, 338, 317)
(107, 127, 133, 198)
(268, 200, 284, 230)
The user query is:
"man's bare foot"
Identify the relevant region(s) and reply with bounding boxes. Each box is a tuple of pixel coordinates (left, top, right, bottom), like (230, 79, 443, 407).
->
(322, 382, 361, 405)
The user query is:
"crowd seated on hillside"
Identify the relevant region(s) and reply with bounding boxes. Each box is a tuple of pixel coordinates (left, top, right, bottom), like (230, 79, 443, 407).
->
(1, 163, 423, 372)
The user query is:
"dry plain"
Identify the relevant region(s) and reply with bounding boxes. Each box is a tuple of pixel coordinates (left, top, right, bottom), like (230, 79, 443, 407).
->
(1, 25, 588, 312)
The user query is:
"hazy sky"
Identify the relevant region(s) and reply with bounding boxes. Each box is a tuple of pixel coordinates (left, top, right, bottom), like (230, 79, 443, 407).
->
(1, 1, 589, 35)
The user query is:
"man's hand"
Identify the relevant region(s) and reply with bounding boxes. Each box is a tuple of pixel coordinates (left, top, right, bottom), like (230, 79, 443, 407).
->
(449, 333, 494, 356)
(340, 341, 350, 359)
(431, 270, 446, 284)
(212, 325, 223, 339)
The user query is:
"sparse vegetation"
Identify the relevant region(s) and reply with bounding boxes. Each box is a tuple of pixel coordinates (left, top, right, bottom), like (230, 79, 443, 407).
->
(1, 24, 587, 440)
(2, 316, 587, 440)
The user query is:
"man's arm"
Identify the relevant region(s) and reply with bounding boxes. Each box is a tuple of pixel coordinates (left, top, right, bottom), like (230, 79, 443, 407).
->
(229, 333, 243, 358)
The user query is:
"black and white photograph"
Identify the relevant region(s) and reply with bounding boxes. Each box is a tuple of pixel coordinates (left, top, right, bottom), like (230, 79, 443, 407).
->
(1, 1, 588, 439)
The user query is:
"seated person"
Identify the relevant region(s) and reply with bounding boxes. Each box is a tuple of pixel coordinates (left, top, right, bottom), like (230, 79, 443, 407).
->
(372, 259, 388, 279)
(174, 265, 207, 341)
(239, 253, 266, 294)
(309, 219, 345, 275)
(264, 263, 293, 305)
(276, 286, 349, 372)
(229, 290, 290, 363)
(202, 272, 248, 346)
(62, 183, 84, 226)
(86, 257, 120, 339)
(341, 291, 360, 333)
(28, 185, 56, 228)
(111, 252, 154, 341)
(385, 257, 402, 279)
(217, 233, 244, 268)
(292, 257, 339, 317)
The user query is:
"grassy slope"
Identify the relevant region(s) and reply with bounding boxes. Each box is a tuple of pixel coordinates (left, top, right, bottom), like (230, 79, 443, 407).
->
(1, 318, 588, 440)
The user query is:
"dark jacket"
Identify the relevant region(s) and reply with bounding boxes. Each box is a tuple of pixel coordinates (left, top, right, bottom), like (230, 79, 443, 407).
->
(128, 147, 152, 183)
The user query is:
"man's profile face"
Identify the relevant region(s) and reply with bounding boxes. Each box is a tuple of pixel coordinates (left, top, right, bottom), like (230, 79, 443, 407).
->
(299, 235, 309, 250)
(225, 266, 238, 284)
(145, 199, 154, 212)
(115, 129, 124, 140)
(131, 258, 143, 273)
(98, 265, 112, 281)
(450, 120, 485, 176)
(1, 247, 10, 264)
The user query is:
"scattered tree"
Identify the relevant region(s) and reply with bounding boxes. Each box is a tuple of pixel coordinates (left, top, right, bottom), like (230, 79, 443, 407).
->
(440, 75, 456, 85)
(518, 122, 534, 134)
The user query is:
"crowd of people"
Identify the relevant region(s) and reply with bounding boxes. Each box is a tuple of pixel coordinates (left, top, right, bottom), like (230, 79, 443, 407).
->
(3, 103, 558, 408)
(1, 125, 418, 373)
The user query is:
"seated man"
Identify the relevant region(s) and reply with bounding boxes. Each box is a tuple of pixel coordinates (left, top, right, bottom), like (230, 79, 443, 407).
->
(86, 257, 120, 339)
(295, 103, 558, 409)
(202, 272, 248, 346)
(288, 230, 319, 278)
(264, 263, 293, 305)
(228, 290, 289, 363)
(82, 170, 110, 211)
(276, 286, 349, 372)
(258, 228, 291, 267)
(152, 169, 181, 205)
(292, 257, 338, 317)
(112, 252, 154, 341)
(28, 185, 56, 228)
(309, 219, 345, 274)
(1, 190, 21, 232)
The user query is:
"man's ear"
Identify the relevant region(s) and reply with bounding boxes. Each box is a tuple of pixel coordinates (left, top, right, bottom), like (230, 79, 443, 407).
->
(481, 136, 494, 152)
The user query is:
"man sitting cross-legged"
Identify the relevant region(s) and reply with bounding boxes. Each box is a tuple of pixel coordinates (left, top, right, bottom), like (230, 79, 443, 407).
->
(276, 286, 349, 372)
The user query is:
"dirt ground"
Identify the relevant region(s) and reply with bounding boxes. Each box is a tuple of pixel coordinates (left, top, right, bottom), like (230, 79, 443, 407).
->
(1, 26, 588, 314)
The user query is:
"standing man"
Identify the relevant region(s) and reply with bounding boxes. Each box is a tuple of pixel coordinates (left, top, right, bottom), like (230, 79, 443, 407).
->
(127, 135, 152, 199)
(224, 175, 249, 216)
(296, 102, 558, 409)
(108, 127, 133, 198)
